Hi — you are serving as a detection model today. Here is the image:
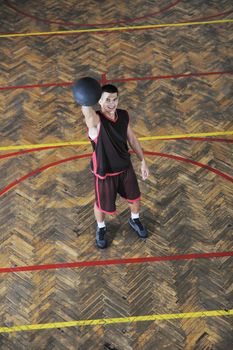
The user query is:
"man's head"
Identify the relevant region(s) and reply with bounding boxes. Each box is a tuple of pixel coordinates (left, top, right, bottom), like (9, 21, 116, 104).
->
(99, 84, 119, 116)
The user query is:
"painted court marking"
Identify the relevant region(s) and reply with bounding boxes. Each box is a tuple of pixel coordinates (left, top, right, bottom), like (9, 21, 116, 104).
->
(0, 131, 232, 151)
(0, 309, 232, 333)
(1, 138, 233, 161)
(4, 0, 182, 27)
(1, 150, 233, 198)
(1, 251, 232, 274)
(1, 2, 232, 339)
(0, 19, 232, 38)
(0, 70, 232, 91)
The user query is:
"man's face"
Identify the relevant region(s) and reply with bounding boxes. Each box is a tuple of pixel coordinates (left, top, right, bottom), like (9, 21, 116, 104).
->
(99, 92, 118, 116)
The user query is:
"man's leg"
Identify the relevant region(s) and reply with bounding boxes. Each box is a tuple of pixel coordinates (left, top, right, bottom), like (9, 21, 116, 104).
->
(128, 200, 148, 238)
(94, 202, 106, 223)
(94, 203, 108, 249)
(128, 199, 140, 214)
(94, 174, 117, 249)
(119, 165, 141, 217)
(120, 164, 148, 239)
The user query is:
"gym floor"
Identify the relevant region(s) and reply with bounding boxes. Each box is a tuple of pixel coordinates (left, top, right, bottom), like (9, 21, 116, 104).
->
(0, 1, 232, 349)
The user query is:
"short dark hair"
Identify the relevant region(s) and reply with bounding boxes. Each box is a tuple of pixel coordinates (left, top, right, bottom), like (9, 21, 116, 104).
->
(101, 84, 118, 95)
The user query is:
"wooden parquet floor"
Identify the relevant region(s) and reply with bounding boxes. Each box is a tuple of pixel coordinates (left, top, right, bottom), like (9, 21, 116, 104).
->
(0, 0, 233, 349)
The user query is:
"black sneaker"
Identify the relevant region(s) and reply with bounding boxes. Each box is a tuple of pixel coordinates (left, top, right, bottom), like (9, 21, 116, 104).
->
(129, 218, 148, 238)
(96, 226, 108, 249)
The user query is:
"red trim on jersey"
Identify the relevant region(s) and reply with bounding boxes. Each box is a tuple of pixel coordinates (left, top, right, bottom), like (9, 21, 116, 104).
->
(90, 122, 126, 179)
(92, 109, 130, 178)
(101, 110, 119, 123)
(93, 123, 101, 143)
(95, 202, 117, 215)
(88, 123, 101, 144)
(92, 152, 97, 174)
(92, 170, 125, 179)
(122, 196, 141, 203)
(95, 177, 101, 210)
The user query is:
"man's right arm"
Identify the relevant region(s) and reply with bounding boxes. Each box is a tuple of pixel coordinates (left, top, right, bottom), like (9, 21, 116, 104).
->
(81, 106, 100, 137)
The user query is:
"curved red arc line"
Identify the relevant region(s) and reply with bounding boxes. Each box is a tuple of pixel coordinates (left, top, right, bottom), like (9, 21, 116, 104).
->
(0, 153, 92, 197)
(4, 0, 233, 29)
(0, 251, 232, 274)
(0, 151, 232, 198)
(0, 146, 62, 159)
(144, 151, 233, 183)
(4, 0, 182, 27)
(193, 9, 233, 22)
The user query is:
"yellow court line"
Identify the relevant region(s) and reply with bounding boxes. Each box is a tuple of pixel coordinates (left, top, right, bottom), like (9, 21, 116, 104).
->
(0, 19, 232, 38)
(0, 309, 232, 333)
(139, 131, 233, 141)
(0, 131, 232, 151)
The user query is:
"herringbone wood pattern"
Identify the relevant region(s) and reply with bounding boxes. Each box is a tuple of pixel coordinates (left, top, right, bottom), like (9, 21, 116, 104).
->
(0, 0, 233, 349)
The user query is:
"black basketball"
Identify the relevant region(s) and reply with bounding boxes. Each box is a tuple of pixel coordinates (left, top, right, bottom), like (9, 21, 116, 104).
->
(73, 77, 102, 106)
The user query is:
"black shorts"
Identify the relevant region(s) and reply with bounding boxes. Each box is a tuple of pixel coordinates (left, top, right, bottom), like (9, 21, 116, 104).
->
(94, 164, 141, 214)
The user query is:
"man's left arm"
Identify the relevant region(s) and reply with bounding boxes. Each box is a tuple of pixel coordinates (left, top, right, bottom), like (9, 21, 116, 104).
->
(127, 124, 149, 180)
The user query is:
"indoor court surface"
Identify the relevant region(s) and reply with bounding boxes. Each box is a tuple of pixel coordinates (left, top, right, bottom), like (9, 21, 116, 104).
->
(0, 0, 233, 349)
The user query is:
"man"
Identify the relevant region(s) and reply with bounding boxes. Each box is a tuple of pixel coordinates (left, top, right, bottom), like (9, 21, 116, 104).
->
(81, 84, 149, 248)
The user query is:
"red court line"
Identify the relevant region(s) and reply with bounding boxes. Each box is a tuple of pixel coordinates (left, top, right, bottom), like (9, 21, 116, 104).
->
(193, 9, 233, 22)
(0, 151, 233, 198)
(0, 153, 92, 197)
(0, 82, 73, 91)
(2, 1, 232, 29)
(0, 71, 232, 91)
(4, 0, 182, 27)
(0, 146, 63, 159)
(144, 151, 233, 183)
(0, 251, 232, 274)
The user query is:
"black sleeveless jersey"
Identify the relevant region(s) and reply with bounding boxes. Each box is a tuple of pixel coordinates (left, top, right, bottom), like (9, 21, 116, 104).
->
(90, 109, 131, 178)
